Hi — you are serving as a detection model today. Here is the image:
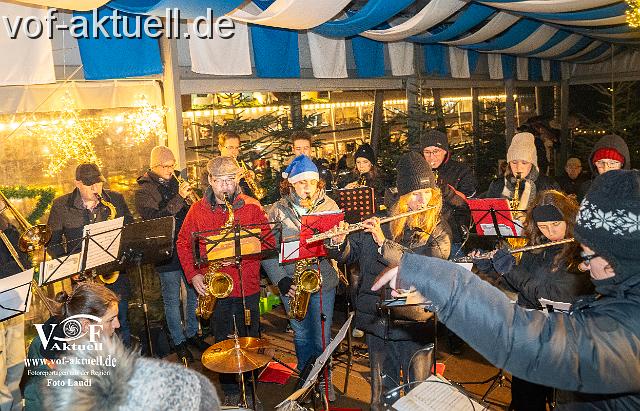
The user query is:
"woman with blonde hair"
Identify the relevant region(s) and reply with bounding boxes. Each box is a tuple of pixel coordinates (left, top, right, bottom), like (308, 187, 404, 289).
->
(327, 152, 450, 410)
(473, 189, 594, 410)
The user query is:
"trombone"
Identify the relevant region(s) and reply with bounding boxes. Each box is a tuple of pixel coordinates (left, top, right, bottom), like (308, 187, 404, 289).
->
(0, 189, 55, 315)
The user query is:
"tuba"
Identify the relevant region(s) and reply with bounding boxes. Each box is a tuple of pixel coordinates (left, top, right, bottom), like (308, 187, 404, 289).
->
(289, 258, 322, 322)
(196, 193, 234, 320)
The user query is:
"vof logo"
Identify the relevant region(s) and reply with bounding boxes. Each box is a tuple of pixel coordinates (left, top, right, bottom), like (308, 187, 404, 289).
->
(35, 314, 104, 350)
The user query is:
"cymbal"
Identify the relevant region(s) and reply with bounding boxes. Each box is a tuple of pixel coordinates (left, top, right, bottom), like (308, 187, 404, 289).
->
(202, 337, 271, 374)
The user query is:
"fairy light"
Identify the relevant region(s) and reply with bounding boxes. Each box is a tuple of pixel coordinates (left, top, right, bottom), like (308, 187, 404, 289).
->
(33, 93, 109, 177)
(125, 97, 167, 145)
(626, 0, 640, 27)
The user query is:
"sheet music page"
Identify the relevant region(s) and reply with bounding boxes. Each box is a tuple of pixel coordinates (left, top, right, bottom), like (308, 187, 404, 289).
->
(393, 376, 486, 411)
(479, 223, 515, 236)
(83, 217, 124, 271)
(0, 268, 34, 320)
(39, 253, 82, 286)
(279, 240, 300, 263)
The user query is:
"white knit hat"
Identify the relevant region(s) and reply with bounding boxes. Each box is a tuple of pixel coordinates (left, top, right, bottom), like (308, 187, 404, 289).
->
(507, 132, 537, 168)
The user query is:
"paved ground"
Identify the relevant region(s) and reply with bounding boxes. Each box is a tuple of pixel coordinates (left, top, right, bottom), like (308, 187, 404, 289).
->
(166, 300, 512, 410)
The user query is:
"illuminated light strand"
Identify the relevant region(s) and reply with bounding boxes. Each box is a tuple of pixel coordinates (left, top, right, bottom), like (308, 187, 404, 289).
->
(626, 0, 640, 27)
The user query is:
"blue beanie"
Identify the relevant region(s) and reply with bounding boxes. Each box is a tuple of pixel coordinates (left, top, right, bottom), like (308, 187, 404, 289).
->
(282, 155, 319, 184)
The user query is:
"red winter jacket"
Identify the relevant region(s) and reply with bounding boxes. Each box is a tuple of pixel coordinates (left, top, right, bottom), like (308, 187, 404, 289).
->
(176, 192, 270, 298)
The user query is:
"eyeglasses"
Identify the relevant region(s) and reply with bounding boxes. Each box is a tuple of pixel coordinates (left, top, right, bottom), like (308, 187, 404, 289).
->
(224, 145, 240, 151)
(595, 160, 621, 168)
(212, 178, 236, 186)
(580, 251, 600, 264)
(423, 149, 444, 157)
(156, 163, 175, 169)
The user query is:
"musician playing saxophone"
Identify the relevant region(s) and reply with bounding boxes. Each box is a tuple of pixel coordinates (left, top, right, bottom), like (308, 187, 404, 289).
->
(134, 146, 207, 362)
(261, 155, 341, 401)
(326, 152, 450, 410)
(176, 156, 270, 405)
(471, 189, 594, 411)
(46, 163, 133, 346)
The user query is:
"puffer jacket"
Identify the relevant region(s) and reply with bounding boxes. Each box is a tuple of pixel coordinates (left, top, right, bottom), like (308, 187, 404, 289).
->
(328, 221, 450, 340)
(397, 254, 640, 410)
(262, 190, 341, 291)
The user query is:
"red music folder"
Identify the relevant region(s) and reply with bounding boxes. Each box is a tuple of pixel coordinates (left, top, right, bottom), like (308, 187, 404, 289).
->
(279, 210, 344, 263)
(466, 198, 523, 237)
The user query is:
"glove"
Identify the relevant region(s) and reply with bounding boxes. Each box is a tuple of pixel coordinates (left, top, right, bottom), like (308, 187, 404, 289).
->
(277, 277, 294, 295)
(492, 247, 516, 275)
(472, 250, 494, 273)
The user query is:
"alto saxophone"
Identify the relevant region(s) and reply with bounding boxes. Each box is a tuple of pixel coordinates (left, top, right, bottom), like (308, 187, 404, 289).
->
(507, 173, 527, 258)
(196, 193, 234, 320)
(289, 258, 322, 322)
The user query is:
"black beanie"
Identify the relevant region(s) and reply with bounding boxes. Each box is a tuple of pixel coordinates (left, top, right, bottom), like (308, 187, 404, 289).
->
(354, 143, 375, 164)
(396, 152, 436, 196)
(574, 169, 640, 282)
(419, 129, 450, 152)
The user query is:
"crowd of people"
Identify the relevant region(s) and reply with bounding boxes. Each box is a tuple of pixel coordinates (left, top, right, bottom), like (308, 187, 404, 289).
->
(0, 126, 638, 410)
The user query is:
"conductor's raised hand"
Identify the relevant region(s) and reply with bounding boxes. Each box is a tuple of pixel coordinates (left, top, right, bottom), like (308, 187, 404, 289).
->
(372, 266, 399, 296)
(192, 274, 207, 296)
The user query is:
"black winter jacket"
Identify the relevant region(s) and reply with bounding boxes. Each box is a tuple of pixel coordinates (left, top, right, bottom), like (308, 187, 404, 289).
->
(397, 254, 640, 410)
(135, 171, 189, 272)
(328, 222, 450, 340)
(434, 158, 476, 245)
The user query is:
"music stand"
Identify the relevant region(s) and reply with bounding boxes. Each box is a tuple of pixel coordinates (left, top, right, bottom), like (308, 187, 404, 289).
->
(336, 187, 375, 224)
(193, 220, 279, 409)
(117, 216, 175, 358)
(0, 268, 34, 322)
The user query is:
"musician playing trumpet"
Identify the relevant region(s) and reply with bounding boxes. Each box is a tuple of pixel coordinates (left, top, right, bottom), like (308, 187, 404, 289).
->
(327, 152, 450, 410)
(135, 146, 208, 363)
(176, 156, 269, 406)
(261, 155, 341, 401)
(471, 190, 594, 411)
(218, 131, 261, 200)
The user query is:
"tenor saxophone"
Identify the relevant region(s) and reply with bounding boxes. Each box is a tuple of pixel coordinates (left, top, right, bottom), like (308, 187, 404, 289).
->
(95, 194, 120, 284)
(196, 193, 234, 320)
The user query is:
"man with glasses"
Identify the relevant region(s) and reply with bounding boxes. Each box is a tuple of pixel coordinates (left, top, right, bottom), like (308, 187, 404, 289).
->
(557, 157, 588, 201)
(419, 130, 476, 258)
(290, 130, 335, 196)
(176, 156, 270, 407)
(373, 169, 640, 409)
(582, 134, 630, 195)
(135, 146, 208, 363)
(218, 131, 258, 199)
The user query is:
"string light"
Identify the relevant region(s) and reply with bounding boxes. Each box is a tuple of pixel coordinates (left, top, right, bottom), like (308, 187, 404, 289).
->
(31, 93, 109, 177)
(125, 97, 167, 145)
(626, 0, 640, 27)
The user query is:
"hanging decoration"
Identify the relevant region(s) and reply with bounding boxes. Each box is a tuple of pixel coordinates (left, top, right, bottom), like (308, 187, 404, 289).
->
(126, 97, 168, 145)
(32, 93, 109, 177)
(0, 186, 56, 224)
(627, 0, 640, 27)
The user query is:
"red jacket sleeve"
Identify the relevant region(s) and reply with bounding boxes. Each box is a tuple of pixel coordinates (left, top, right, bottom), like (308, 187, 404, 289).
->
(176, 202, 204, 283)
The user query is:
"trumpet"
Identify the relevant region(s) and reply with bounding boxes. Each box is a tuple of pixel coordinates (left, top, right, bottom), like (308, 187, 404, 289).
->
(453, 238, 575, 263)
(307, 206, 436, 243)
(173, 173, 201, 205)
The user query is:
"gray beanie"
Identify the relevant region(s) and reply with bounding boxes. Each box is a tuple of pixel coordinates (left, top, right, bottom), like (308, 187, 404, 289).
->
(396, 152, 436, 196)
(507, 132, 538, 169)
(150, 146, 175, 168)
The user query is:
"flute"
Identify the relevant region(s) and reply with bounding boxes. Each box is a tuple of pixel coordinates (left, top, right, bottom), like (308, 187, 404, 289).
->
(453, 238, 575, 263)
(306, 206, 436, 243)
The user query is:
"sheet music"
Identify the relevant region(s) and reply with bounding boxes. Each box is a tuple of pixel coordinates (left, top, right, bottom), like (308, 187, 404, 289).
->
(393, 376, 486, 411)
(39, 253, 82, 286)
(0, 268, 34, 321)
(539, 298, 572, 313)
(82, 217, 124, 270)
(479, 223, 518, 236)
(280, 240, 300, 263)
(277, 313, 354, 406)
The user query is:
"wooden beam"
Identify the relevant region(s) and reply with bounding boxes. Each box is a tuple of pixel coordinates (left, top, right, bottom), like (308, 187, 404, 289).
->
(504, 79, 516, 147)
(370, 90, 384, 156)
(159, 37, 186, 169)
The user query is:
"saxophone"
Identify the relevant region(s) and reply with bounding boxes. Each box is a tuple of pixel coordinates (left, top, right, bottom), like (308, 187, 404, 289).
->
(95, 194, 119, 284)
(288, 195, 322, 321)
(195, 193, 234, 320)
(289, 258, 322, 321)
(507, 173, 527, 258)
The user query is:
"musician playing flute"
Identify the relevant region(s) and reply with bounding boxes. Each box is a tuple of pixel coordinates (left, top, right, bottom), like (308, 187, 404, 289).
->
(472, 190, 594, 411)
(134, 146, 207, 363)
(261, 155, 341, 401)
(326, 152, 450, 410)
